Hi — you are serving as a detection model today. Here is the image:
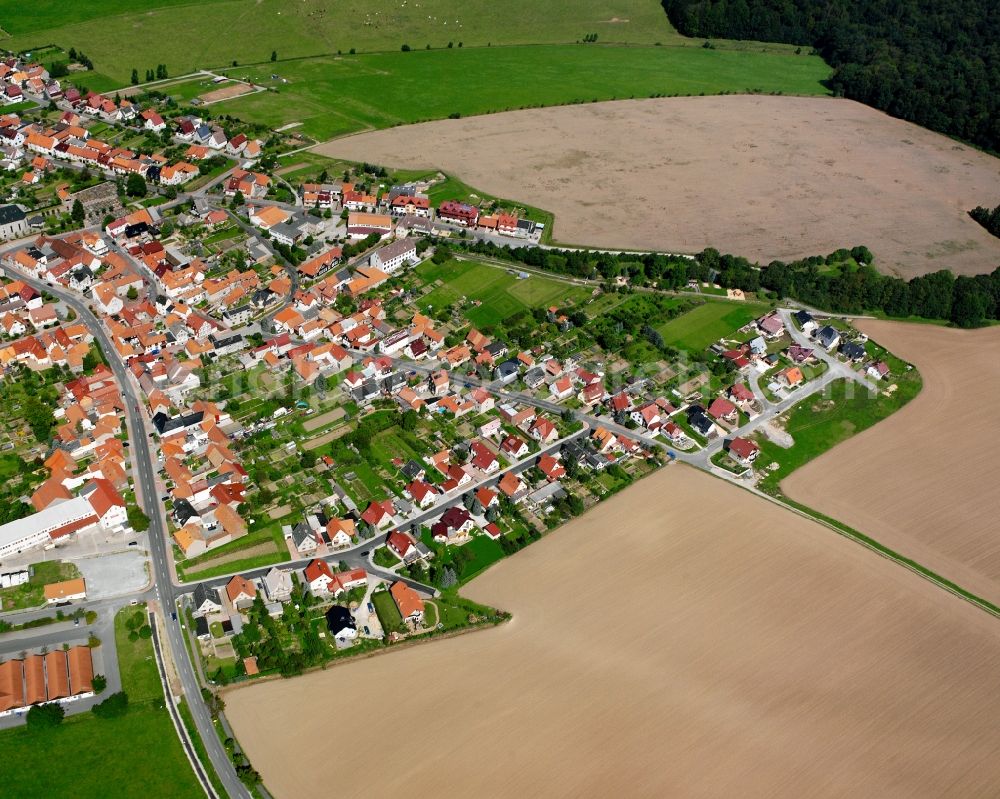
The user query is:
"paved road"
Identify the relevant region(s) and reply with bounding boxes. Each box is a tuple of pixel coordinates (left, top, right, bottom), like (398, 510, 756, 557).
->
(0, 258, 249, 799)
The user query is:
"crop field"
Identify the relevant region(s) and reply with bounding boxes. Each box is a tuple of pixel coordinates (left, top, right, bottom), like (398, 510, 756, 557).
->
(214, 45, 829, 141)
(323, 95, 1000, 277)
(226, 466, 1000, 798)
(656, 300, 768, 351)
(0, 0, 685, 84)
(417, 258, 590, 327)
(783, 320, 1000, 608)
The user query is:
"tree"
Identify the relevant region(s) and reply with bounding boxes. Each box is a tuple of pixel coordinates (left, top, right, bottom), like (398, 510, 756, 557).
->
(93, 691, 129, 719)
(130, 68, 139, 85)
(271, 50, 277, 62)
(126, 285, 139, 301)
(26, 702, 65, 729)
(125, 173, 147, 198)
(71, 199, 85, 226)
(127, 505, 150, 532)
(400, 409, 418, 431)
(232, 190, 245, 209)
(92, 674, 108, 694)
(401, 44, 411, 52)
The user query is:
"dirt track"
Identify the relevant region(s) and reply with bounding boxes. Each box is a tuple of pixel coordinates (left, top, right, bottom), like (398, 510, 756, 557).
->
(315, 95, 1000, 278)
(224, 465, 1000, 798)
(784, 319, 1000, 607)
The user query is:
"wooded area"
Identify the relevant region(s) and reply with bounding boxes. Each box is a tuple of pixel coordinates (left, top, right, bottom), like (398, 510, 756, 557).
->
(661, 0, 1000, 153)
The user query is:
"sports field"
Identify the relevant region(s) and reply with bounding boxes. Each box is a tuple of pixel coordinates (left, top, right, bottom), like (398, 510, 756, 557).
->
(656, 300, 768, 351)
(214, 45, 829, 140)
(417, 259, 591, 328)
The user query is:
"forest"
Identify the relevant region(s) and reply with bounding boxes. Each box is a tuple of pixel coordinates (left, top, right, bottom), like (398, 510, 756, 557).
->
(661, 0, 1000, 153)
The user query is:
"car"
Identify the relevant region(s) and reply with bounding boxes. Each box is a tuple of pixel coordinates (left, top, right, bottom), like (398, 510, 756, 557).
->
(74, 619, 80, 626)
(171, 611, 177, 621)
(123, 441, 130, 447)
(363, 626, 370, 635)
(367, 602, 374, 613)
(129, 599, 138, 606)
(128, 540, 138, 547)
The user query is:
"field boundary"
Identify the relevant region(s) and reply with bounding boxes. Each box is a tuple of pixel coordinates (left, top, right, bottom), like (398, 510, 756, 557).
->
(697, 465, 1000, 619)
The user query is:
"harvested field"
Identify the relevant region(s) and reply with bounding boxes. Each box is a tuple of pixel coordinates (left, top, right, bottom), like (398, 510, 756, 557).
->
(784, 319, 1000, 607)
(316, 95, 1000, 278)
(198, 82, 253, 103)
(225, 466, 1000, 799)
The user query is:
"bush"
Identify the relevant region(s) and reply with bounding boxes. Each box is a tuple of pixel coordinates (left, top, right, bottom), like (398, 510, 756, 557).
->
(93, 691, 129, 719)
(26, 702, 65, 729)
(92, 674, 108, 694)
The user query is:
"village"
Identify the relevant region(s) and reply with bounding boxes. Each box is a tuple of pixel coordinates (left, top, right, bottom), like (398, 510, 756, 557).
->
(0, 48, 904, 707)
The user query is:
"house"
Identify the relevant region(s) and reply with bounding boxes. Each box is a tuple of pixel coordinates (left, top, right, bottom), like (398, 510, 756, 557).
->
(326, 518, 356, 548)
(756, 311, 785, 339)
(361, 500, 395, 530)
(787, 345, 815, 364)
(406, 479, 439, 509)
(500, 435, 529, 459)
(867, 360, 890, 380)
(706, 396, 738, 423)
(537, 453, 566, 481)
(550, 375, 574, 400)
(497, 471, 526, 502)
(437, 200, 479, 227)
(225, 574, 256, 609)
(728, 436, 760, 466)
(778, 366, 804, 387)
(325, 605, 357, 641)
(528, 417, 558, 444)
(289, 521, 320, 555)
(369, 238, 418, 273)
(839, 340, 866, 362)
(470, 441, 500, 473)
(192, 583, 222, 617)
(727, 384, 756, 405)
(431, 506, 475, 543)
(687, 409, 715, 438)
(793, 309, 815, 332)
(386, 529, 418, 561)
(43, 577, 87, 604)
(262, 567, 293, 603)
(390, 581, 425, 625)
(304, 558, 338, 596)
(814, 325, 841, 351)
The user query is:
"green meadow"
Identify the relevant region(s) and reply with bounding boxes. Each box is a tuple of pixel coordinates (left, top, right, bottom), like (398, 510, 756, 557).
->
(656, 300, 770, 351)
(210, 45, 829, 140)
(417, 258, 591, 328)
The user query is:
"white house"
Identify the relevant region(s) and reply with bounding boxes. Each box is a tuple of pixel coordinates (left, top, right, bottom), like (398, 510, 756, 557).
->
(369, 239, 418, 274)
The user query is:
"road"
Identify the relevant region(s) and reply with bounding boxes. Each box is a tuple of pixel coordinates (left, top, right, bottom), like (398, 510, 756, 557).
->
(0, 256, 249, 799)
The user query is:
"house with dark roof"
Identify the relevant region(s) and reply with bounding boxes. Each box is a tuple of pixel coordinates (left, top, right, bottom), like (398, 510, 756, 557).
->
(814, 325, 841, 350)
(838, 339, 866, 362)
(325, 605, 357, 641)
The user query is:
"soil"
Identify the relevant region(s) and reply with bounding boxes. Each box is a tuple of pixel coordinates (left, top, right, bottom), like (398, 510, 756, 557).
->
(224, 465, 1000, 798)
(315, 95, 1000, 278)
(783, 319, 1000, 607)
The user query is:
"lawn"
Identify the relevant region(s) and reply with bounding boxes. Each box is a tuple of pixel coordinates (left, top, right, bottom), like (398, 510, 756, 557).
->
(210, 45, 830, 141)
(372, 589, 403, 633)
(656, 300, 769, 351)
(0, 603, 202, 799)
(417, 258, 589, 327)
(756, 372, 923, 495)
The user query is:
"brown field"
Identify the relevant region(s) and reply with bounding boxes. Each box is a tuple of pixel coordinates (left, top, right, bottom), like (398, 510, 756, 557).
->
(199, 82, 253, 103)
(225, 465, 1000, 799)
(315, 95, 1000, 278)
(784, 319, 1000, 607)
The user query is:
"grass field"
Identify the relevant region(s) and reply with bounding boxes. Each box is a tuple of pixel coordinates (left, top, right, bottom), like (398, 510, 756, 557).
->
(0, 604, 202, 798)
(212, 45, 829, 140)
(417, 258, 590, 327)
(656, 300, 769, 351)
(0, 0, 683, 82)
(756, 371, 922, 495)
(372, 589, 403, 633)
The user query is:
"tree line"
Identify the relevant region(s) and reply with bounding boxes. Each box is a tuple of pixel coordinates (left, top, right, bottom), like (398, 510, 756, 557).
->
(448, 239, 1000, 328)
(970, 203, 1000, 239)
(661, 0, 1000, 153)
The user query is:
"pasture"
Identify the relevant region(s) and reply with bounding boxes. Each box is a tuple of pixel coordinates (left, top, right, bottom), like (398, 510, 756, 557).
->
(216, 45, 829, 141)
(656, 300, 768, 351)
(0, 0, 683, 83)
(416, 259, 590, 327)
